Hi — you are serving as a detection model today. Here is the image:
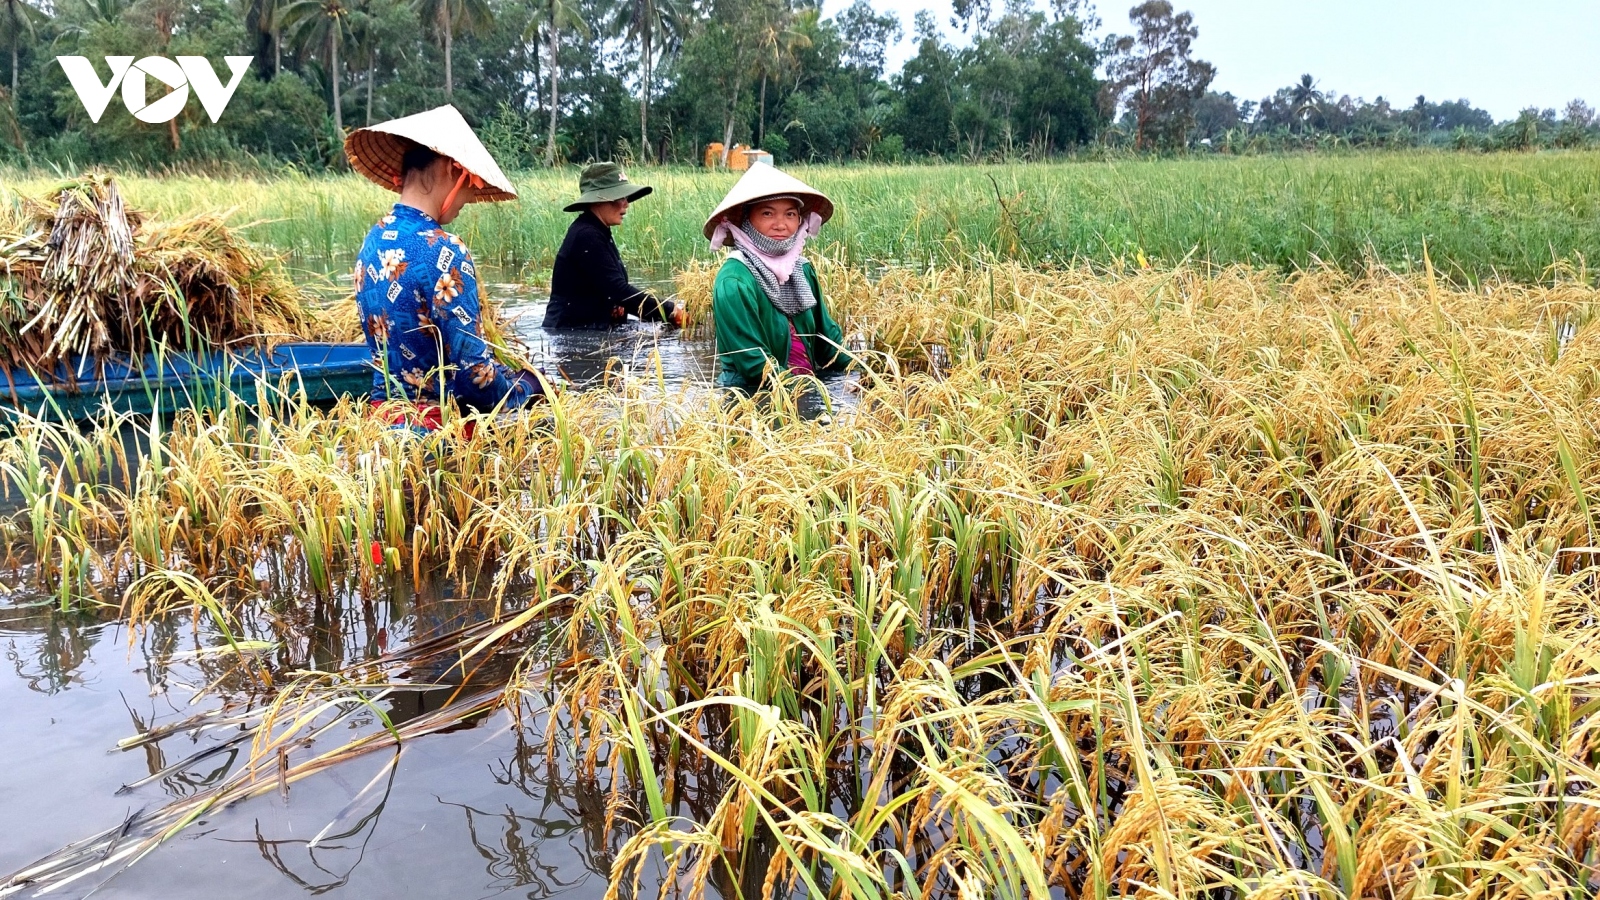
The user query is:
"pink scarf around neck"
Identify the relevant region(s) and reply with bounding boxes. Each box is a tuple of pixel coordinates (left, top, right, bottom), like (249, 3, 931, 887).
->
(708, 212, 823, 283)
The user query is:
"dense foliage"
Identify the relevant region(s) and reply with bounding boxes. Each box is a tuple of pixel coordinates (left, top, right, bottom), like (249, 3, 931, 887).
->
(0, 0, 1106, 167)
(0, 0, 1595, 169)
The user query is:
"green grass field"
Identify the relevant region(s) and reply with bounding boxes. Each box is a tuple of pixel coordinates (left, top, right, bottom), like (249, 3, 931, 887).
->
(7, 150, 1599, 282)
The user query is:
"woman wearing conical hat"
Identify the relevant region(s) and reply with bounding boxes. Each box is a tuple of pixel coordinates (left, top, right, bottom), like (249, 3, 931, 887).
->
(705, 164, 852, 393)
(544, 162, 687, 330)
(345, 105, 543, 423)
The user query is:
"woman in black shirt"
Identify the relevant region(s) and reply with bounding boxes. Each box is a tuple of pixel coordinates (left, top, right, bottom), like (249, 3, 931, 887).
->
(543, 162, 686, 329)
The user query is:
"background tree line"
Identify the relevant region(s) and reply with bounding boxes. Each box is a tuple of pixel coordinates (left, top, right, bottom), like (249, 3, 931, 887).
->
(0, 0, 1594, 169)
(1187, 79, 1599, 155)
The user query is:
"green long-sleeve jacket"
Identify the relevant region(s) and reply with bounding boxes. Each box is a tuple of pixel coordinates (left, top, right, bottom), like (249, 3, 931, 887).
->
(712, 255, 853, 392)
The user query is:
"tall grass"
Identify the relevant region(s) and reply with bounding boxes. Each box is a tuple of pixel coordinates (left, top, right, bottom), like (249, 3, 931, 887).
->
(5, 151, 1599, 282)
(4, 260, 1600, 897)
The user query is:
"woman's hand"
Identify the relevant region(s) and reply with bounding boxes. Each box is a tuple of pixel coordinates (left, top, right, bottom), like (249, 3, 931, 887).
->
(515, 369, 553, 400)
(668, 305, 689, 328)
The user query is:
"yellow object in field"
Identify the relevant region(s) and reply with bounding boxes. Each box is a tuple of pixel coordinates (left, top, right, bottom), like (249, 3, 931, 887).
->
(704, 143, 769, 170)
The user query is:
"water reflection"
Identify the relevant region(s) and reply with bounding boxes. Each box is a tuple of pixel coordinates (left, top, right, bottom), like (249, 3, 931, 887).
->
(530, 323, 716, 390)
(2, 602, 106, 694)
(455, 724, 617, 899)
(0, 540, 630, 893)
(0, 551, 545, 701)
(423, 273, 856, 410)
(243, 750, 400, 895)
(451, 801, 593, 898)
(318, 268, 726, 397)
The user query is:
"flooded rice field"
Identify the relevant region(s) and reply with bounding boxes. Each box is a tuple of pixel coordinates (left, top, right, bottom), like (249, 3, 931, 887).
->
(0, 273, 838, 900)
(7, 259, 1598, 900)
(376, 270, 856, 412)
(0, 566, 640, 899)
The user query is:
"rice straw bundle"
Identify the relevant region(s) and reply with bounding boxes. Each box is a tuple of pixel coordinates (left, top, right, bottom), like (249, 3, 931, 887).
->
(136, 212, 320, 344)
(0, 174, 331, 384)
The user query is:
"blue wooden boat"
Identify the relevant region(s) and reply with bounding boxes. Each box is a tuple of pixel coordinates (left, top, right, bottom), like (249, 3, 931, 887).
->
(0, 342, 374, 421)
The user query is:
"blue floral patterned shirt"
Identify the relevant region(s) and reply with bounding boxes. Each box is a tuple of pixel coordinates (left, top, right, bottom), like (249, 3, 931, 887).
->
(354, 203, 536, 411)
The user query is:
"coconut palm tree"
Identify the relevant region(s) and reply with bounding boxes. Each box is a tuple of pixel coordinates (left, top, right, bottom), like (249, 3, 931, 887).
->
(230, 0, 285, 76)
(137, 0, 189, 149)
(278, 0, 354, 130)
(260, 0, 286, 75)
(57, 0, 130, 41)
(610, 0, 684, 163)
(523, 0, 587, 166)
(3, 0, 48, 109)
(348, 4, 380, 124)
(411, 0, 492, 99)
(1289, 73, 1323, 133)
(750, 8, 810, 149)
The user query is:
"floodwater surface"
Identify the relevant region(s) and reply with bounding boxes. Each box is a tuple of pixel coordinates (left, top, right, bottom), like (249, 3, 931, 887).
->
(0, 568, 635, 899)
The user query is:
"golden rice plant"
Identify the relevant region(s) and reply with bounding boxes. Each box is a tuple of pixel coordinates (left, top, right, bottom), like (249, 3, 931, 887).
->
(3, 259, 1600, 899)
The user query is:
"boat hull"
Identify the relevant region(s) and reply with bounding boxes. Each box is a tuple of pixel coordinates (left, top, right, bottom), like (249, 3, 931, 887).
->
(0, 342, 373, 420)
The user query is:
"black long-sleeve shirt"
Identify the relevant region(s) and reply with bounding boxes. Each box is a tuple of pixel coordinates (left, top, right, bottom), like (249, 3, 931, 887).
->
(542, 211, 676, 329)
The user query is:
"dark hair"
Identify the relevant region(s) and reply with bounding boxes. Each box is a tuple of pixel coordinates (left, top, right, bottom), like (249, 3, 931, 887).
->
(400, 141, 442, 178)
(741, 196, 804, 222)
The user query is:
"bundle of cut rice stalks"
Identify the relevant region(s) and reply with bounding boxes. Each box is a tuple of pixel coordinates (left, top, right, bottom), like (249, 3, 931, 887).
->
(0, 174, 329, 382)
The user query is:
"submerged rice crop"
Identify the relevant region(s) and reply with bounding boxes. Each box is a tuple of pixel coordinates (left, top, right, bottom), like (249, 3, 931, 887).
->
(3, 259, 1600, 897)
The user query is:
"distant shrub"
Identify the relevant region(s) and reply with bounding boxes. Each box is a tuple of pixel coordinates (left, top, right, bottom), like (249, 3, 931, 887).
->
(872, 133, 905, 163)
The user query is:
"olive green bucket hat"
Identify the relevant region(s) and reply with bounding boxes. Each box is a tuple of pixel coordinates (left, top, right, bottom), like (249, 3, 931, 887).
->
(564, 162, 652, 212)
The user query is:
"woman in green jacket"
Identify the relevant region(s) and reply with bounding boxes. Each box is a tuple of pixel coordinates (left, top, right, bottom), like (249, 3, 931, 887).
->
(705, 164, 852, 393)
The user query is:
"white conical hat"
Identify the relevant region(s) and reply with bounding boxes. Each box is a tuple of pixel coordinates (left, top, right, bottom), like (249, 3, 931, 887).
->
(702, 163, 833, 239)
(345, 105, 517, 203)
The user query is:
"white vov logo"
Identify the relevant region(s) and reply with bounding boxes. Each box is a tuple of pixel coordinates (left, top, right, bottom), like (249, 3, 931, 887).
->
(57, 56, 253, 124)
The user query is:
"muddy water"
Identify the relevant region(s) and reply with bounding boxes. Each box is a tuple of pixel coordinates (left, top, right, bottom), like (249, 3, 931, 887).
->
(0, 271, 856, 898)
